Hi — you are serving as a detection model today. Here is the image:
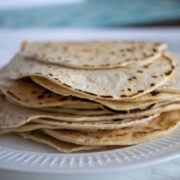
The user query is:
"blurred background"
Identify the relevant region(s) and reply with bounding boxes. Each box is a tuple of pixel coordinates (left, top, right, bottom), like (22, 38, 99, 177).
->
(0, 0, 180, 66)
(0, 0, 180, 28)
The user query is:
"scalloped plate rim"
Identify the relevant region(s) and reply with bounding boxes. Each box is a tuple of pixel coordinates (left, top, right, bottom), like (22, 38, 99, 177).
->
(0, 131, 180, 174)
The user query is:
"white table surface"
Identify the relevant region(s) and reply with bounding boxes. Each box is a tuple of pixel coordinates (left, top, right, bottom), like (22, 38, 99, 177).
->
(0, 28, 180, 180)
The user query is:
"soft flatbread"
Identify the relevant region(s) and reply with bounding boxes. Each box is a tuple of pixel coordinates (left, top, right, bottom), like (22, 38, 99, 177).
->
(20, 41, 166, 69)
(43, 110, 180, 145)
(0, 114, 158, 134)
(6, 54, 174, 100)
(0, 94, 167, 130)
(20, 131, 104, 153)
(0, 75, 163, 111)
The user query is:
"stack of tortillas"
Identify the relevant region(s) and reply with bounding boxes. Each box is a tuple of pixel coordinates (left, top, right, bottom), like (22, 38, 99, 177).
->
(0, 41, 180, 153)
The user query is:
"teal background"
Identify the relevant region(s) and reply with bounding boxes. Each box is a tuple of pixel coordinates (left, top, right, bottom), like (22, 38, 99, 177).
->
(0, 0, 180, 28)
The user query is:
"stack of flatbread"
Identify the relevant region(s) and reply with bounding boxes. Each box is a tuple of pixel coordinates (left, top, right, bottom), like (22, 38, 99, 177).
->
(0, 41, 180, 153)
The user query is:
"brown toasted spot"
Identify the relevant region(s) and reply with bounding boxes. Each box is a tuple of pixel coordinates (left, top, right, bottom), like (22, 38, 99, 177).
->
(122, 90, 125, 92)
(121, 94, 127, 98)
(150, 83, 155, 87)
(143, 65, 149, 68)
(37, 95, 44, 99)
(152, 48, 157, 52)
(132, 76, 137, 79)
(103, 106, 128, 114)
(31, 91, 37, 94)
(48, 73, 53, 76)
(145, 103, 156, 110)
(138, 90, 144, 93)
(100, 95, 113, 98)
(137, 70, 143, 73)
(143, 116, 149, 118)
(152, 75, 157, 78)
(164, 70, 173, 76)
(113, 118, 124, 122)
(129, 108, 142, 113)
(83, 65, 90, 67)
(127, 88, 131, 91)
(110, 51, 115, 55)
(62, 83, 71, 87)
(150, 91, 161, 96)
(58, 56, 62, 60)
(59, 97, 68, 101)
(96, 136, 102, 139)
(42, 89, 51, 95)
(71, 96, 80, 101)
(128, 78, 132, 81)
(7, 91, 21, 101)
(129, 103, 155, 113)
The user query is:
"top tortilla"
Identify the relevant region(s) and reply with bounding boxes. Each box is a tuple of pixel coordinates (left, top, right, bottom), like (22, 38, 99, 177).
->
(20, 41, 167, 69)
(6, 54, 174, 100)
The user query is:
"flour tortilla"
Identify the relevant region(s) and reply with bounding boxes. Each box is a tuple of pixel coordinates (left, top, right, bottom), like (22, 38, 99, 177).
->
(20, 41, 166, 69)
(32, 75, 180, 104)
(0, 74, 163, 111)
(38, 107, 111, 115)
(0, 95, 114, 129)
(0, 69, 178, 111)
(32, 114, 159, 130)
(0, 114, 158, 134)
(43, 110, 180, 146)
(0, 123, 57, 134)
(6, 54, 174, 100)
(31, 53, 180, 103)
(0, 68, 100, 109)
(20, 131, 104, 153)
(31, 76, 180, 111)
(0, 94, 171, 130)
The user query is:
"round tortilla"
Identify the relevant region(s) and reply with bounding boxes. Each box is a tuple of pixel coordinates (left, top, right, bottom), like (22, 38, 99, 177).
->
(20, 41, 167, 69)
(43, 110, 180, 145)
(6, 54, 174, 100)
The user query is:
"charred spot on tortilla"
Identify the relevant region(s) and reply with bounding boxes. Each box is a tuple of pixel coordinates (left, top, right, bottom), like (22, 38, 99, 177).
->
(37, 95, 44, 99)
(164, 70, 173, 76)
(103, 106, 128, 114)
(113, 119, 124, 122)
(6, 91, 21, 101)
(150, 91, 161, 96)
(137, 70, 143, 73)
(59, 97, 68, 101)
(150, 83, 155, 87)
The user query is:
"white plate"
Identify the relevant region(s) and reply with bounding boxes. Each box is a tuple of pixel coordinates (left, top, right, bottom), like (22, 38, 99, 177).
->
(0, 28, 180, 174)
(0, 127, 180, 174)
